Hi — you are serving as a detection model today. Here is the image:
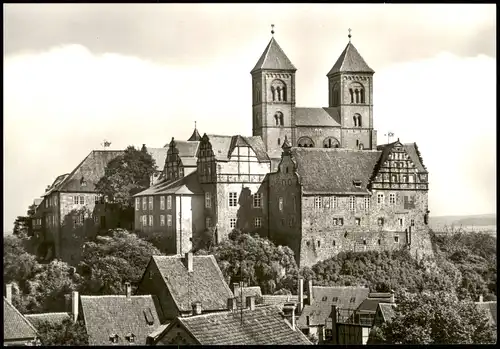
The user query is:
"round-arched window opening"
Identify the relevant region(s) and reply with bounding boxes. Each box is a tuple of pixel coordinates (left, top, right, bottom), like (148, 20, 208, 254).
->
(298, 137, 315, 148)
(323, 137, 340, 148)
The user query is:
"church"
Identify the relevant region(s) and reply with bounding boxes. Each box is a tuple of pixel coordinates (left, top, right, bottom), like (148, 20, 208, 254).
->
(134, 30, 434, 267)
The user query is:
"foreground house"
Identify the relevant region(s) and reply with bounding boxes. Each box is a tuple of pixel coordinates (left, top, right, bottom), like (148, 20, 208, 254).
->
(149, 298, 312, 345)
(136, 253, 234, 320)
(3, 285, 39, 346)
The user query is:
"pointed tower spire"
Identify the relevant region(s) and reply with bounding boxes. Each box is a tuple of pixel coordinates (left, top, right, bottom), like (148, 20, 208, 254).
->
(251, 32, 296, 73)
(187, 121, 202, 141)
(327, 31, 374, 76)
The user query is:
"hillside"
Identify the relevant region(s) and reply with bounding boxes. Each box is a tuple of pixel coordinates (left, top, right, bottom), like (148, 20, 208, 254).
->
(430, 213, 496, 229)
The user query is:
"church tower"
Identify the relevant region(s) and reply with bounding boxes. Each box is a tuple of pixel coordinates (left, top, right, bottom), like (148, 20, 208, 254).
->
(327, 31, 377, 150)
(251, 28, 297, 161)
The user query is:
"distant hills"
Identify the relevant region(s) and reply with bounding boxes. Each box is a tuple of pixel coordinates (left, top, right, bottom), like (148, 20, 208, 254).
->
(430, 213, 496, 229)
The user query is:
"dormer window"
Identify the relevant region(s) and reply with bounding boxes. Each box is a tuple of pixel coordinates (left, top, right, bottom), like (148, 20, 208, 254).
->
(125, 333, 136, 343)
(144, 308, 155, 326)
(109, 334, 119, 344)
(80, 176, 87, 187)
(353, 180, 362, 188)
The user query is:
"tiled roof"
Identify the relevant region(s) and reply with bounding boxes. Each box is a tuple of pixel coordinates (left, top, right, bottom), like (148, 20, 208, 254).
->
(25, 312, 70, 329)
(297, 286, 370, 329)
(80, 294, 163, 346)
(33, 198, 43, 207)
(233, 136, 270, 162)
(147, 323, 170, 342)
(133, 171, 203, 197)
(43, 173, 70, 196)
(4, 298, 38, 341)
(233, 286, 263, 306)
(327, 42, 374, 75)
(205, 134, 233, 160)
(251, 37, 297, 73)
(291, 148, 381, 194)
(378, 303, 396, 323)
(403, 143, 427, 172)
(295, 108, 341, 127)
(149, 255, 234, 313)
(206, 134, 270, 162)
(147, 147, 168, 172)
(476, 301, 497, 327)
(262, 295, 300, 308)
(357, 299, 384, 313)
(176, 141, 199, 158)
(173, 305, 311, 345)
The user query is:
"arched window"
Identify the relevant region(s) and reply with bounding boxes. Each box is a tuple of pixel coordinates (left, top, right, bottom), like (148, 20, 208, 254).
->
(276, 86, 282, 101)
(323, 137, 340, 148)
(349, 88, 354, 103)
(360, 89, 365, 103)
(277, 138, 281, 145)
(297, 137, 315, 147)
(358, 143, 364, 150)
(271, 86, 276, 101)
(353, 114, 362, 127)
(274, 112, 284, 126)
(355, 89, 360, 103)
(332, 83, 339, 106)
(349, 82, 365, 104)
(271, 79, 287, 102)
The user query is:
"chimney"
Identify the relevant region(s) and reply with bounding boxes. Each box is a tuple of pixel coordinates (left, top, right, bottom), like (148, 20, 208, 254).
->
(227, 297, 237, 312)
(125, 282, 132, 299)
(232, 282, 240, 293)
(307, 280, 313, 305)
(479, 295, 483, 303)
(283, 303, 296, 330)
(71, 291, 79, 323)
(306, 315, 310, 327)
(246, 296, 255, 311)
(298, 278, 304, 313)
(184, 252, 193, 273)
(331, 305, 338, 345)
(5, 284, 12, 304)
(390, 292, 395, 304)
(192, 301, 202, 315)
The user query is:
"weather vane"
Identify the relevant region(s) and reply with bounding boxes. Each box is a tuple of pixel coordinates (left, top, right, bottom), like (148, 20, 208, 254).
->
(384, 131, 395, 144)
(194, 121, 197, 129)
(348, 28, 352, 42)
(271, 24, 275, 35)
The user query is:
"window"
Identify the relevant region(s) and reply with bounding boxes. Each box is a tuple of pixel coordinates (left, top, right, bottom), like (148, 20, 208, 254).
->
(332, 84, 340, 106)
(109, 334, 119, 344)
(297, 137, 314, 147)
(323, 137, 340, 148)
(349, 196, 355, 211)
(79, 196, 84, 205)
(271, 79, 287, 102)
(148, 197, 153, 210)
(206, 217, 212, 228)
(364, 197, 370, 210)
(333, 218, 344, 226)
(160, 215, 165, 226)
(389, 193, 396, 205)
(167, 214, 172, 227)
(398, 218, 404, 227)
(96, 195, 101, 204)
(205, 192, 212, 208)
(229, 192, 238, 207)
(160, 196, 165, 210)
(332, 297, 339, 302)
(353, 113, 362, 127)
(355, 218, 361, 225)
(167, 195, 172, 210)
(317, 240, 321, 247)
(411, 219, 415, 227)
(314, 197, 322, 209)
(394, 236, 400, 243)
(255, 217, 262, 228)
(230, 218, 237, 229)
(149, 215, 153, 227)
(142, 197, 147, 210)
(409, 174, 414, 183)
(377, 193, 384, 205)
(332, 196, 337, 209)
(142, 215, 147, 226)
(274, 112, 284, 126)
(332, 240, 336, 246)
(378, 218, 385, 226)
(279, 197, 284, 212)
(350, 297, 356, 303)
(404, 195, 416, 209)
(253, 193, 262, 208)
(135, 198, 140, 211)
(403, 175, 408, 183)
(73, 196, 79, 205)
(125, 333, 135, 343)
(289, 217, 295, 227)
(378, 239, 381, 245)
(363, 239, 367, 245)
(322, 296, 328, 301)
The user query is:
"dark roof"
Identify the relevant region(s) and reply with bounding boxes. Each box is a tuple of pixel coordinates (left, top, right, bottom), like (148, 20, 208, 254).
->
(357, 299, 383, 313)
(297, 286, 370, 329)
(25, 312, 70, 329)
(3, 298, 38, 341)
(251, 37, 297, 73)
(80, 295, 163, 346)
(133, 171, 203, 197)
(378, 303, 397, 323)
(188, 128, 202, 141)
(476, 301, 497, 327)
(327, 42, 374, 75)
(172, 305, 311, 345)
(43, 173, 70, 196)
(148, 255, 234, 313)
(290, 148, 381, 194)
(206, 134, 270, 162)
(295, 108, 341, 127)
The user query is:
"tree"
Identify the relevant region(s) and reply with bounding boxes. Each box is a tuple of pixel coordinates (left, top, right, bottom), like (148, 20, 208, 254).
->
(36, 318, 88, 346)
(77, 229, 162, 295)
(374, 290, 496, 344)
(3, 235, 39, 288)
(13, 215, 32, 237)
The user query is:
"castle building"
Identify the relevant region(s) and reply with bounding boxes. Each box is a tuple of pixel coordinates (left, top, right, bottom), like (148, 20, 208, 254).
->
(134, 31, 433, 267)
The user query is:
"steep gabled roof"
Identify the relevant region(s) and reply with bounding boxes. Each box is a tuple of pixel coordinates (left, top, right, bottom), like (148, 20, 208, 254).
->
(378, 303, 397, 323)
(163, 305, 311, 345)
(3, 298, 38, 342)
(290, 148, 381, 194)
(25, 312, 71, 329)
(295, 107, 341, 127)
(147, 148, 168, 172)
(262, 295, 300, 308)
(79, 294, 163, 346)
(206, 134, 270, 162)
(43, 173, 70, 196)
(251, 37, 297, 73)
(188, 128, 202, 142)
(148, 255, 234, 313)
(133, 171, 203, 197)
(327, 42, 374, 76)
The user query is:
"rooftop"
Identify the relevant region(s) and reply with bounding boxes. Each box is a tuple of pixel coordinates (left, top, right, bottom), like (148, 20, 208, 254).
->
(327, 41, 374, 75)
(4, 298, 38, 342)
(251, 37, 297, 73)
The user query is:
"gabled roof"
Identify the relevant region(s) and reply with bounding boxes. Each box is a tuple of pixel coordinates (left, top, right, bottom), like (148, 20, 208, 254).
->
(3, 298, 38, 342)
(290, 148, 381, 194)
(476, 301, 497, 327)
(327, 42, 374, 76)
(164, 305, 311, 345)
(147, 148, 168, 172)
(233, 286, 263, 306)
(25, 312, 70, 329)
(378, 303, 397, 323)
(295, 108, 341, 127)
(79, 294, 163, 346)
(375, 141, 427, 174)
(251, 37, 297, 73)
(205, 134, 270, 162)
(43, 173, 70, 196)
(133, 171, 203, 197)
(33, 198, 43, 207)
(297, 286, 370, 329)
(146, 255, 234, 313)
(262, 295, 300, 308)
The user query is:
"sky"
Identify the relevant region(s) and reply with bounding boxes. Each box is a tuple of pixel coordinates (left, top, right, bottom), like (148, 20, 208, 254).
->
(3, 4, 496, 232)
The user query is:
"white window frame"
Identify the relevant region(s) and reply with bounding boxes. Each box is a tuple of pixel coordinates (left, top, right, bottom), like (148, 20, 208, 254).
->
(135, 198, 140, 211)
(389, 193, 396, 205)
(149, 197, 154, 211)
(229, 192, 238, 207)
(314, 197, 322, 209)
(160, 215, 165, 226)
(394, 236, 400, 243)
(167, 196, 172, 210)
(332, 196, 337, 209)
(205, 192, 212, 208)
(230, 218, 237, 229)
(142, 215, 147, 226)
(349, 196, 355, 211)
(377, 193, 384, 205)
(160, 196, 165, 210)
(254, 217, 262, 228)
(142, 197, 147, 210)
(167, 214, 172, 227)
(253, 193, 262, 208)
(364, 197, 370, 210)
(79, 196, 84, 205)
(73, 196, 78, 205)
(279, 197, 284, 212)
(398, 218, 404, 227)
(355, 217, 361, 226)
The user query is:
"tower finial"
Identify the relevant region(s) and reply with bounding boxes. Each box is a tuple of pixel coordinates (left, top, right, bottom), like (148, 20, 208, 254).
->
(348, 28, 352, 42)
(271, 24, 275, 36)
(195, 121, 197, 130)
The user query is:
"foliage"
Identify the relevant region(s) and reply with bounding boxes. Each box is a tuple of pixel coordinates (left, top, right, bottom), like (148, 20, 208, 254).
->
(3, 235, 39, 287)
(36, 318, 89, 346)
(198, 230, 298, 294)
(193, 227, 216, 252)
(13, 215, 32, 237)
(77, 229, 162, 295)
(95, 145, 157, 209)
(374, 290, 496, 344)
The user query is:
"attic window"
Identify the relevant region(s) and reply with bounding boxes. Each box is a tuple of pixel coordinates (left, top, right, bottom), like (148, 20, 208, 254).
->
(353, 180, 362, 188)
(350, 297, 356, 303)
(109, 334, 119, 343)
(144, 308, 155, 326)
(80, 177, 87, 187)
(125, 333, 136, 343)
(322, 296, 328, 301)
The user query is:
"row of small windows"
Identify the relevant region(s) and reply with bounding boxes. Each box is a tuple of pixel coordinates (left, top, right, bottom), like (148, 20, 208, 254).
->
(228, 192, 262, 208)
(140, 214, 172, 227)
(331, 83, 366, 106)
(135, 196, 172, 211)
(312, 196, 371, 211)
(229, 217, 263, 229)
(309, 235, 402, 248)
(349, 87, 365, 104)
